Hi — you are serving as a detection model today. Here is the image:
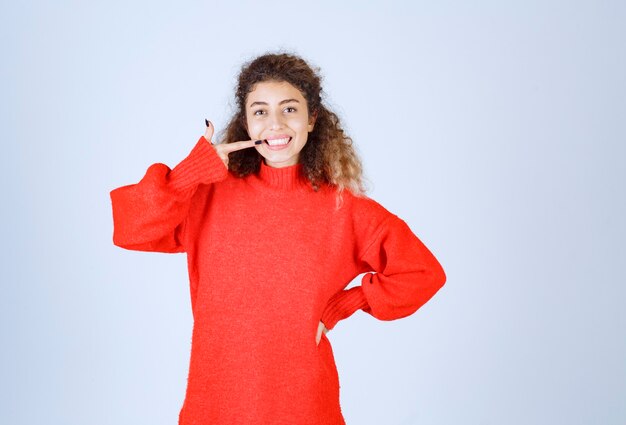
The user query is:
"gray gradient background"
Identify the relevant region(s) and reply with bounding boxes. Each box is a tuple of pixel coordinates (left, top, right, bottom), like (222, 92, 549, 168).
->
(2, 1, 625, 424)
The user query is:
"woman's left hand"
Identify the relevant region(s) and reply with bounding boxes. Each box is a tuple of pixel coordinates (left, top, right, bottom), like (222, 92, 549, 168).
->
(316, 321, 329, 346)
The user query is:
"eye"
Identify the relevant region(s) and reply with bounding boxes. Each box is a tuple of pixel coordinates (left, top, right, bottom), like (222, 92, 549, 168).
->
(253, 110, 265, 116)
(284, 106, 297, 113)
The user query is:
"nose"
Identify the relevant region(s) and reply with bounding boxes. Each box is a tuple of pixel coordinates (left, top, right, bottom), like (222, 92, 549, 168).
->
(268, 111, 285, 129)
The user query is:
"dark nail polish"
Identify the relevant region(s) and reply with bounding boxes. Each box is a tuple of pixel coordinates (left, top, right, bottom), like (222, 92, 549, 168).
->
(254, 140, 263, 145)
(205, 119, 210, 127)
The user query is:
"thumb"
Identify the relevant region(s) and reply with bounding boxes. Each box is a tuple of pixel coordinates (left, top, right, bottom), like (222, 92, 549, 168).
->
(316, 321, 327, 346)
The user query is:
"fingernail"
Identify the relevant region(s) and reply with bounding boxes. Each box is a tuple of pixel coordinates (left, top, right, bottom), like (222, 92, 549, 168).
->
(254, 140, 263, 145)
(205, 119, 210, 127)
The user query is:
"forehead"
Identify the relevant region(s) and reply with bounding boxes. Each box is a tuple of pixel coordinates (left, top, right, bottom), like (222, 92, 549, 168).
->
(246, 80, 306, 107)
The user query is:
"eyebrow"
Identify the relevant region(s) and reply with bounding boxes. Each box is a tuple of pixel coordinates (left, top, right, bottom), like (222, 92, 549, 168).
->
(248, 98, 300, 108)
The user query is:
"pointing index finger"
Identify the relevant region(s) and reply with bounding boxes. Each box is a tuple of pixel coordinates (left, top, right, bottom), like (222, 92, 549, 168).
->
(221, 139, 265, 153)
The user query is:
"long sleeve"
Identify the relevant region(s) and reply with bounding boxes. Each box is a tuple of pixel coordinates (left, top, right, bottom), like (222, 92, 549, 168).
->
(110, 136, 228, 253)
(321, 214, 446, 330)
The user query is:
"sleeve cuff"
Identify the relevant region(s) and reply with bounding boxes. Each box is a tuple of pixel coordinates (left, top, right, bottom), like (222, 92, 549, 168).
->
(320, 286, 371, 330)
(169, 136, 228, 191)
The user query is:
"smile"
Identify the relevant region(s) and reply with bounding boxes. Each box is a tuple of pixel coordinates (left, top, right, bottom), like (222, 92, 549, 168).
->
(263, 137, 293, 151)
(265, 137, 292, 146)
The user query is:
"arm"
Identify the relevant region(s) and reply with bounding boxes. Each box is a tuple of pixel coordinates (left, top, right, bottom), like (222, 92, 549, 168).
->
(321, 215, 446, 330)
(110, 136, 228, 253)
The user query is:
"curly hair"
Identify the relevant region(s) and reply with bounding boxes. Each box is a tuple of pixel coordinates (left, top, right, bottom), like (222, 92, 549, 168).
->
(217, 51, 369, 207)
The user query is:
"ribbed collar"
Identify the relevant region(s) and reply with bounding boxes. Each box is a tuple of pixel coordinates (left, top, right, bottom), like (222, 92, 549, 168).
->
(257, 160, 312, 190)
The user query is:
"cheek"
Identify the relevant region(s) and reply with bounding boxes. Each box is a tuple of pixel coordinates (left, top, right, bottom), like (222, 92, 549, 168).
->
(245, 119, 260, 137)
(294, 117, 311, 134)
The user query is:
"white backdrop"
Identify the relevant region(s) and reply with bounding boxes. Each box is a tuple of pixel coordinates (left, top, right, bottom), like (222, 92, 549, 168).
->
(2, 1, 625, 424)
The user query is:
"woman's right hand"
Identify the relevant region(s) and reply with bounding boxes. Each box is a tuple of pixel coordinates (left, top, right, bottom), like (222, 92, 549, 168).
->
(204, 119, 262, 169)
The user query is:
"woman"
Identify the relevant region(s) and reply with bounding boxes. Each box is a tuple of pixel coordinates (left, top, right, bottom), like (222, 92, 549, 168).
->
(110, 52, 446, 425)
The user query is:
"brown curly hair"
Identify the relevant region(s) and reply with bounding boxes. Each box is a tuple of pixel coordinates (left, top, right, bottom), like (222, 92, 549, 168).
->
(217, 51, 369, 206)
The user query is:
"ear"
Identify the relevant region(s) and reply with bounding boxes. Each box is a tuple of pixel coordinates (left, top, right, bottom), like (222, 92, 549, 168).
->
(308, 110, 318, 132)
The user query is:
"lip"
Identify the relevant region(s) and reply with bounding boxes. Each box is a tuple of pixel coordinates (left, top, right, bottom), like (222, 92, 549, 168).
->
(263, 136, 292, 150)
(265, 134, 292, 140)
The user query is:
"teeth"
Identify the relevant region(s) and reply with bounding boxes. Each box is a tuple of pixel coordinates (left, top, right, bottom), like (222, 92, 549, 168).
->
(266, 137, 290, 146)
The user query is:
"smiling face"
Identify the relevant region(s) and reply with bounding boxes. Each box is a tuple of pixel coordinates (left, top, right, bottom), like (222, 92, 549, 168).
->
(245, 80, 316, 168)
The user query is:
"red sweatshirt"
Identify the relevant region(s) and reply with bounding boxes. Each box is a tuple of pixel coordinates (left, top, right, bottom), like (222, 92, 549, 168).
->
(110, 136, 446, 425)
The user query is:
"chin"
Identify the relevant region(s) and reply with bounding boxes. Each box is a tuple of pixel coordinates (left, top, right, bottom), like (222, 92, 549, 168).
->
(265, 155, 299, 167)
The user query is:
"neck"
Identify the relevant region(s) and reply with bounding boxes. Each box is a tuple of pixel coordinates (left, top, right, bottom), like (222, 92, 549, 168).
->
(257, 159, 311, 190)
(263, 158, 298, 168)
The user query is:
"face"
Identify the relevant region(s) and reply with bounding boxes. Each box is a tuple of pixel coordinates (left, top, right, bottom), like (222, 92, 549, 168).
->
(245, 80, 316, 168)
